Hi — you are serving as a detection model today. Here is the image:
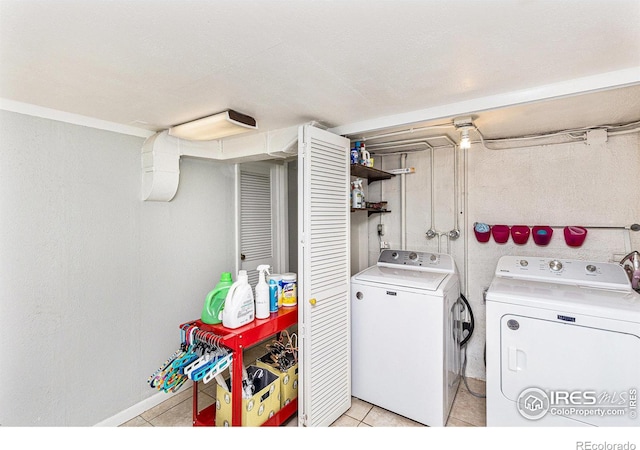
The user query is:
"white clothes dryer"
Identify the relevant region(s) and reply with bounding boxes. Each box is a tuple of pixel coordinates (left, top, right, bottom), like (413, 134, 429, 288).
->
(350, 249, 463, 426)
(486, 256, 640, 427)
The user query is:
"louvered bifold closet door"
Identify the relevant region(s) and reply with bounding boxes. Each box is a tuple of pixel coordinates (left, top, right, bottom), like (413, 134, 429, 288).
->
(240, 167, 273, 288)
(298, 124, 351, 427)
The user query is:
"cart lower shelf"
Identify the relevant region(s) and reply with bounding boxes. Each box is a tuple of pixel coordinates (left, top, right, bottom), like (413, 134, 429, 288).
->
(193, 391, 298, 427)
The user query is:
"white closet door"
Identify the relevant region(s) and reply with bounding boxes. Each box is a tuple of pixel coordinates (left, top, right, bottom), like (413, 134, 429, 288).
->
(239, 163, 274, 288)
(298, 124, 351, 427)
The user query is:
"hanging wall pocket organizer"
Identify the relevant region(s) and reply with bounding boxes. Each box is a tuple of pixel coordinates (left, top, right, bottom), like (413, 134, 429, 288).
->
(473, 222, 491, 242)
(491, 225, 510, 244)
(532, 226, 553, 246)
(563, 226, 588, 247)
(510, 225, 531, 245)
(474, 222, 639, 247)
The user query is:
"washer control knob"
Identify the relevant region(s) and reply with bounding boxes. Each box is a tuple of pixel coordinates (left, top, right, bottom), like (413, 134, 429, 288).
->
(586, 264, 597, 273)
(409, 252, 418, 261)
(391, 252, 399, 259)
(519, 260, 528, 267)
(549, 260, 563, 272)
(430, 254, 437, 262)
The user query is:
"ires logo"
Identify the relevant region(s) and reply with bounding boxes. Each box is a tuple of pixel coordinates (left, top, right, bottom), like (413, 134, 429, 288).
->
(549, 391, 598, 405)
(517, 387, 637, 421)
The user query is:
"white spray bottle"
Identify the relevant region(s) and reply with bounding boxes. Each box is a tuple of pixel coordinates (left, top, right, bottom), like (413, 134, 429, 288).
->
(255, 265, 271, 319)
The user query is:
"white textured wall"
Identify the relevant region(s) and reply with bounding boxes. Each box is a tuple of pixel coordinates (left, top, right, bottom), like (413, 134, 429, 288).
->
(0, 111, 236, 425)
(366, 133, 640, 381)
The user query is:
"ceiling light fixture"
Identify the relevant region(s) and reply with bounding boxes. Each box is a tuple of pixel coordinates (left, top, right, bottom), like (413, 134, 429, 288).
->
(454, 116, 475, 150)
(168, 109, 258, 141)
(459, 128, 471, 150)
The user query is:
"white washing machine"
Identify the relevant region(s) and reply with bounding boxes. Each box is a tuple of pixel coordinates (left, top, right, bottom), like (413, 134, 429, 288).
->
(350, 249, 462, 426)
(486, 255, 640, 427)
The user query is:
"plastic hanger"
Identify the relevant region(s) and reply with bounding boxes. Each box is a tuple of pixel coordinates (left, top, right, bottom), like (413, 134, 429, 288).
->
(202, 352, 233, 384)
(190, 351, 224, 382)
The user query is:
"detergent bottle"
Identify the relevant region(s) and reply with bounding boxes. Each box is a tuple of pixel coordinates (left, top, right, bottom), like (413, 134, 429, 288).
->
(201, 272, 234, 324)
(222, 270, 255, 329)
(350, 143, 359, 165)
(255, 265, 271, 319)
(360, 143, 370, 167)
(351, 178, 365, 209)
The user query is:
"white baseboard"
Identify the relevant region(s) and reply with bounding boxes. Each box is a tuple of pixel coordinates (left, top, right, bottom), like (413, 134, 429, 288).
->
(94, 390, 181, 427)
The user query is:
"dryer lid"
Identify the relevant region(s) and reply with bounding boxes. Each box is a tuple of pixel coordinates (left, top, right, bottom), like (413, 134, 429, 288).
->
(353, 265, 450, 291)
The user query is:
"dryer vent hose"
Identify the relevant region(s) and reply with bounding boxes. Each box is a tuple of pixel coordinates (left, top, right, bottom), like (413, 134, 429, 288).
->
(459, 293, 474, 347)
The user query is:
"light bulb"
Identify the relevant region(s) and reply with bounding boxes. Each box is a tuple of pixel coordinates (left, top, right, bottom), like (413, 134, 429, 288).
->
(459, 129, 471, 149)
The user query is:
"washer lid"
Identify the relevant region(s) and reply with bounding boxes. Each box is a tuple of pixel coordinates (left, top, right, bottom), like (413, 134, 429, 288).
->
(486, 277, 640, 324)
(353, 265, 450, 291)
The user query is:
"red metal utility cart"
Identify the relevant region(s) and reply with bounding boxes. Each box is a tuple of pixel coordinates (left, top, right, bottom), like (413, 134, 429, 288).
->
(181, 306, 298, 427)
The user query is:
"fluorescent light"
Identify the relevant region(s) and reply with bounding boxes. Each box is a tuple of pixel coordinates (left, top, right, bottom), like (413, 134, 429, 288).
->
(168, 110, 257, 141)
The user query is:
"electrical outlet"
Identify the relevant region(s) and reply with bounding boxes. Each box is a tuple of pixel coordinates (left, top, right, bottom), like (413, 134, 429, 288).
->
(380, 241, 390, 250)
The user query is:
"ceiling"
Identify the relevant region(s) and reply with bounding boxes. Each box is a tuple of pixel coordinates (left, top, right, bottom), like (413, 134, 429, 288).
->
(1, 0, 639, 146)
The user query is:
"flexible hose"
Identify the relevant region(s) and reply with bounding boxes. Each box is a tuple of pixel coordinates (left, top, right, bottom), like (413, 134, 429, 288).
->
(461, 346, 486, 399)
(459, 293, 474, 347)
(458, 293, 486, 398)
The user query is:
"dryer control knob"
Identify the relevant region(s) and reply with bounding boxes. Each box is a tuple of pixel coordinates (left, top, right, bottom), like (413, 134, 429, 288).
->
(549, 260, 563, 272)
(586, 264, 596, 273)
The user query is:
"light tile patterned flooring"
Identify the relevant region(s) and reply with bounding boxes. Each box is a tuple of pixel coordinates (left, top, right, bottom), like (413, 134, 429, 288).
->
(122, 377, 485, 427)
(123, 340, 486, 427)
